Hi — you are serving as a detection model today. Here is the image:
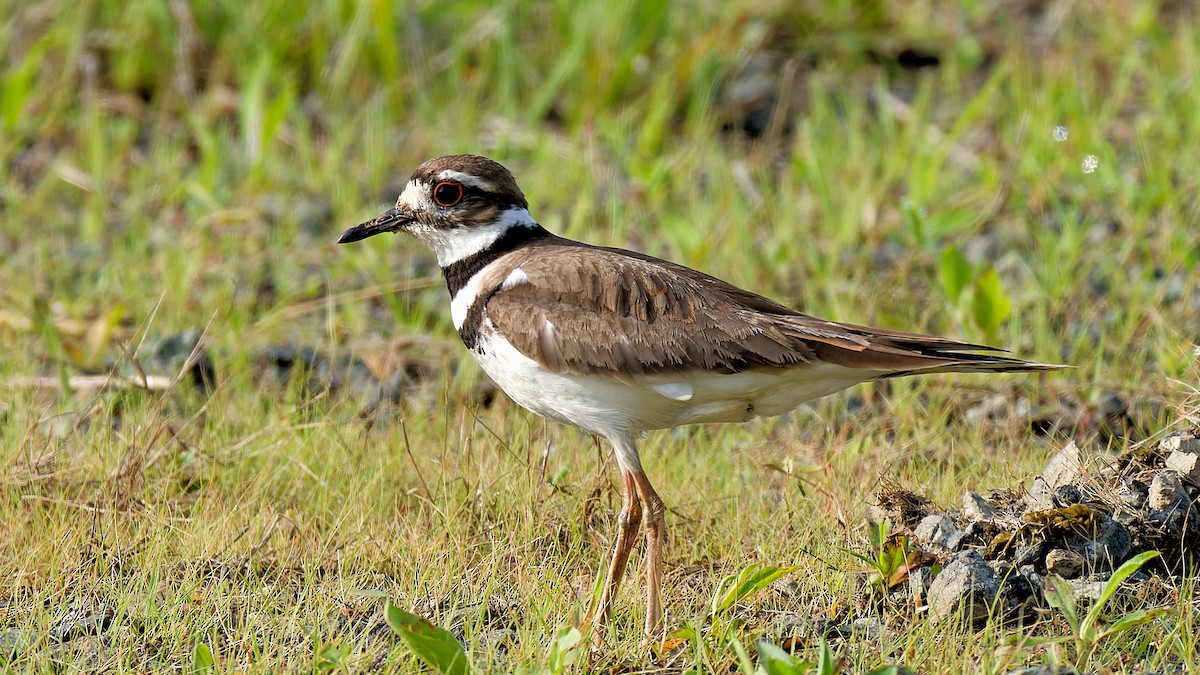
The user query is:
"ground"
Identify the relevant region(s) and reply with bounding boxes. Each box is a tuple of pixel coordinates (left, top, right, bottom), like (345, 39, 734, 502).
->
(0, 1, 1198, 672)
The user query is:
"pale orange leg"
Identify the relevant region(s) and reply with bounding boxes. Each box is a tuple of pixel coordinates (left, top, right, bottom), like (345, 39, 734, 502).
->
(586, 471, 642, 643)
(632, 471, 666, 638)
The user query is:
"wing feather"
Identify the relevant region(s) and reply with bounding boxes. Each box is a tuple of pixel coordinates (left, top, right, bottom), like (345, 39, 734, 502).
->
(482, 242, 1060, 379)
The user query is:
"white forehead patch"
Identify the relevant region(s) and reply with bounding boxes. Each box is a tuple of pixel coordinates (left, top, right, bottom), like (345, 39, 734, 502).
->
(437, 169, 494, 192)
(395, 180, 432, 211)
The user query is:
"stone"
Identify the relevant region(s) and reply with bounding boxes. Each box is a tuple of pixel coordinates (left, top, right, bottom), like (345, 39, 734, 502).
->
(1042, 441, 1083, 489)
(963, 492, 1001, 523)
(1052, 484, 1083, 506)
(914, 514, 965, 551)
(1, 629, 33, 657)
(1018, 565, 1045, 598)
(909, 566, 934, 605)
(1045, 549, 1085, 578)
(1159, 432, 1200, 454)
(1067, 577, 1109, 601)
(1165, 450, 1200, 484)
(1023, 477, 1055, 512)
(1078, 515, 1132, 567)
(928, 550, 1001, 623)
(1149, 470, 1187, 512)
(1004, 666, 1079, 675)
(853, 617, 888, 640)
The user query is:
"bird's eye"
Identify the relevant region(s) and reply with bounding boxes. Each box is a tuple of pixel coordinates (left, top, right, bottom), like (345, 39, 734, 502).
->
(433, 182, 464, 207)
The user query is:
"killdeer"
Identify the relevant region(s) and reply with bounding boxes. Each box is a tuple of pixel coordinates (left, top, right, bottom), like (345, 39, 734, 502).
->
(338, 154, 1061, 639)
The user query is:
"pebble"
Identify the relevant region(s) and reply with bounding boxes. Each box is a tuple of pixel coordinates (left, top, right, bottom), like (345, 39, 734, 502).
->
(1159, 432, 1200, 454)
(1052, 484, 1083, 506)
(914, 514, 965, 551)
(1149, 470, 1187, 512)
(927, 550, 1000, 623)
(908, 566, 934, 605)
(963, 492, 1001, 523)
(1165, 450, 1200, 484)
(1044, 549, 1085, 578)
(1042, 441, 1083, 489)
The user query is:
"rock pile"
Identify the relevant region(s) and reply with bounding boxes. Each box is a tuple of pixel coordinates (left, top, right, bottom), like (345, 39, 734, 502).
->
(873, 430, 1200, 623)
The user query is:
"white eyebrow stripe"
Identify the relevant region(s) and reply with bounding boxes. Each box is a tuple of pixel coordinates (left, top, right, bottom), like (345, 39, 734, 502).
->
(436, 169, 494, 192)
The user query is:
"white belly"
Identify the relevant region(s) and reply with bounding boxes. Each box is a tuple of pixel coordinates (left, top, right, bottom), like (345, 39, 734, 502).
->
(472, 329, 872, 437)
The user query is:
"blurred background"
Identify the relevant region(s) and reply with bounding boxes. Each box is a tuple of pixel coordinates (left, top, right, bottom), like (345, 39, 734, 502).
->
(2, 1, 1196, 395)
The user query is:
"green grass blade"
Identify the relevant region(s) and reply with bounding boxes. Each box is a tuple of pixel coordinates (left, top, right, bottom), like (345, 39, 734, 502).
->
(385, 601, 471, 675)
(1079, 550, 1160, 644)
(713, 564, 803, 615)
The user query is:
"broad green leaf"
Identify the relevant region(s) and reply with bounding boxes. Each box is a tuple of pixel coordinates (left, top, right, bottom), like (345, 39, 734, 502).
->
(1079, 551, 1159, 644)
(938, 245, 973, 303)
(755, 640, 809, 675)
(1101, 607, 1171, 637)
(712, 564, 803, 615)
(545, 626, 583, 673)
(866, 666, 916, 675)
(191, 642, 214, 673)
(970, 267, 1012, 336)
(814, 637, 837, 675)
(728, 633, 756, 675)
(1043, 576, 1080, 635)
(385, 602, 470, 675)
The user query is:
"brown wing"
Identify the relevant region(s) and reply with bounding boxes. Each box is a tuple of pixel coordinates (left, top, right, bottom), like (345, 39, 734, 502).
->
(484, 243, 1061, 378)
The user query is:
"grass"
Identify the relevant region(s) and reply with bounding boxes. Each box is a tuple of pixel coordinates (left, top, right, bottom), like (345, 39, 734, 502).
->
(2, 0, 1198, 671)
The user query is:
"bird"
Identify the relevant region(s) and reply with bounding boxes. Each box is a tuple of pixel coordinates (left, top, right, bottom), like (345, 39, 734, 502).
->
(337, 154, 1062, 640)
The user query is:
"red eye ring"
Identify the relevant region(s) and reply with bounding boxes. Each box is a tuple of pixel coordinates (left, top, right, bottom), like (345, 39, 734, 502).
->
(433, 181, 464, 207)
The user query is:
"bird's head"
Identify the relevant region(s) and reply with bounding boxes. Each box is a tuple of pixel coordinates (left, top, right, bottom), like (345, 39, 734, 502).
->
(338, 154, 536, 266)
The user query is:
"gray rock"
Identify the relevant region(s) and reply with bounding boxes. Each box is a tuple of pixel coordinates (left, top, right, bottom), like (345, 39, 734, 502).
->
(1, 629, 34, 656)
(909, 566, 934, 605)
(1005, 665, 1079, 675)
(1165, 450, 1200, 485)
(928, 550, 1001, 623)
(848, 617, 888, 641)
(1159, 432, 1200, 454)
(1149, 470, 1187, 512)
(963, 492, 1001, 523)
(914, 514, 965, 551)
(1042, 441, 1083, 489)
(1018, 565, 1046, 598)
(1024, 477, 1056, 512)
(1078, 515, 1132, 567)
(1067, 577, 1109, 601)
(1045, 549, 1085, 578)
(1052, 484, 1083, 506)
(1014, 544, 1045, 567)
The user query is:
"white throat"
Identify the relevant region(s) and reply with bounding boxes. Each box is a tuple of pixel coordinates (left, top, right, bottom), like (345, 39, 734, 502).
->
(415, 207, 538, 267)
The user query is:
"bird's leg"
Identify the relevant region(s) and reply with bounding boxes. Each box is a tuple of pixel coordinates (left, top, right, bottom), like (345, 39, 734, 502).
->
(632, 471, 666, 638)
(586, 471, 642, 642)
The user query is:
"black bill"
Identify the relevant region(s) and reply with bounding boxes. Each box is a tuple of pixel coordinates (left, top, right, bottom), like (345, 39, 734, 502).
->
(337, 207, 412, 244)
